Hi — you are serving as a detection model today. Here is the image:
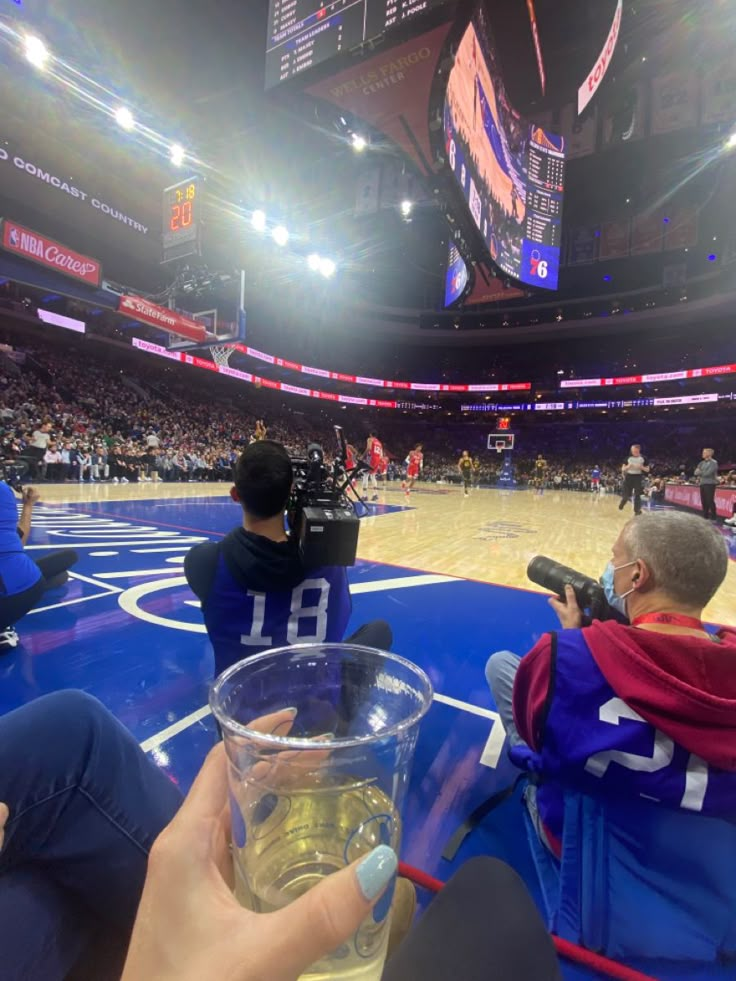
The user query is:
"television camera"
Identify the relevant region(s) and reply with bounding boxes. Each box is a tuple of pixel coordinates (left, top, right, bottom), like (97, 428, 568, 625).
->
(288, 425, 367, 567)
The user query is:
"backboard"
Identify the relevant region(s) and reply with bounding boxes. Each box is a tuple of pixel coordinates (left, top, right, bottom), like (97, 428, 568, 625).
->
(165, 306, 246, 352)
(488, 432, 515, 453)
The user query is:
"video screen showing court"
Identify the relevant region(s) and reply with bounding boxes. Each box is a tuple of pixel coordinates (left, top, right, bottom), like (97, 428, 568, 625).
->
(443, 7, 565, 290)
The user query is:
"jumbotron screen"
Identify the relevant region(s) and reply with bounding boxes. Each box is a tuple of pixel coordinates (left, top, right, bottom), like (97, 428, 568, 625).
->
(443, 9, 565, 290)
(266, 0, 451, 88)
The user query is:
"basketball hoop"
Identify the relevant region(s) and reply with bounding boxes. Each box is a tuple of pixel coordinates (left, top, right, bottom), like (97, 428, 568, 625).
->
(210, 345, 235, 369)
(494, 442, 505, 454)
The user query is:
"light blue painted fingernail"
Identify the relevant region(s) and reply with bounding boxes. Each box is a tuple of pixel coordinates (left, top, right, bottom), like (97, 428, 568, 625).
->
(356, 845, 398, 902)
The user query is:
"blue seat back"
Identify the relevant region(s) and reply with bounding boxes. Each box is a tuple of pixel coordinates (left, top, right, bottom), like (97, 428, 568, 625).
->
(524, 789, 736, 977)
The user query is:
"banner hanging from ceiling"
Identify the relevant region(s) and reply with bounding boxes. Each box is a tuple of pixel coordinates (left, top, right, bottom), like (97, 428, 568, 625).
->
(578, 0, 623, 114)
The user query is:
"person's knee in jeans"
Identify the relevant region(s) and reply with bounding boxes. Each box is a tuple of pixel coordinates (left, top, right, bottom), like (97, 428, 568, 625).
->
(485, 650, 523, 748)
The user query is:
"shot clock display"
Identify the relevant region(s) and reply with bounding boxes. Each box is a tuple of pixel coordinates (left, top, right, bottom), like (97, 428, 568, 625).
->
(162, 177, 201, 263)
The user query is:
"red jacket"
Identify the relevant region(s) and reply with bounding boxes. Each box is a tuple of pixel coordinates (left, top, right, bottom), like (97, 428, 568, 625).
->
(514, 620, 736, 772)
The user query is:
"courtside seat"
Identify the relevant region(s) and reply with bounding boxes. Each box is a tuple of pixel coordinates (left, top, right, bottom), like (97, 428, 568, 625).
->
(524, 789, 736, 979)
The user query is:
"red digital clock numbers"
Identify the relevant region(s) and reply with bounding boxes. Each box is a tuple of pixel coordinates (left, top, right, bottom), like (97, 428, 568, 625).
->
(170, 200, 193, 232)
(169, 183, 197, 232)
(162, 177, 200, 262)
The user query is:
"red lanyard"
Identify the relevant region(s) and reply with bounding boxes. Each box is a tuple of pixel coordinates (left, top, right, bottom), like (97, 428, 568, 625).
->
(631, 612, 704, 631)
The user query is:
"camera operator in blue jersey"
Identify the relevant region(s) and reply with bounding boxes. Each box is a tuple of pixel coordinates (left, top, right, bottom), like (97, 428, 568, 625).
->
(185, 440, 391, 677)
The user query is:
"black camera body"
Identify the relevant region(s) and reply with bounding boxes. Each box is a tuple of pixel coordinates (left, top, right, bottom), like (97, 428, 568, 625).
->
(527, 555, 615, 622)
(288, 429, 361, 567)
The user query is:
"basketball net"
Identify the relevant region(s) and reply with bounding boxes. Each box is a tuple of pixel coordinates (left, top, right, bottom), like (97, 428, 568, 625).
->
(210, 345, 235, 368)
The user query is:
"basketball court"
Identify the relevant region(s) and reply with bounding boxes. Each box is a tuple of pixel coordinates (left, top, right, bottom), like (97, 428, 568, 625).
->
(3, 479, 734, 943)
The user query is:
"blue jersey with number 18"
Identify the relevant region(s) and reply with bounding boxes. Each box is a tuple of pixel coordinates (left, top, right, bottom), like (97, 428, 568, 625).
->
(202, 552, 352, 677)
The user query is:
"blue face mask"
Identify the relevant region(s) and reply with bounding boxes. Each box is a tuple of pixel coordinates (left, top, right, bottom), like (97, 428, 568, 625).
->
(601, 560, 638, 617)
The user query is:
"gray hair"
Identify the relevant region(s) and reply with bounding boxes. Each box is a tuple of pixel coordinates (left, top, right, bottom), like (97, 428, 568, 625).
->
(621, 511, 728, 609)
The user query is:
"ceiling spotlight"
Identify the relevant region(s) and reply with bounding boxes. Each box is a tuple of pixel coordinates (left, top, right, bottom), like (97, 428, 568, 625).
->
(351, 133, 367, 152)
(307, 253, 321, 271)
(272, 225, 289, 247)
(400, 200, 413, 217)
(251, 210, 267, 232)
(114, 107, 135, 131)
(24, 35, 49, 69)
(319, 257, 336, 278)
(726, 132, 736, 150)
(170, 143, 185, 167)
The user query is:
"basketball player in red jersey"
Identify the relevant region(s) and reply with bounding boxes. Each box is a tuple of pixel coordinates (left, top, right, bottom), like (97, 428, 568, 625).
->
(363, 432, 383, 502)
(344, 442, 360, 498)
(402, 444, 423, 497)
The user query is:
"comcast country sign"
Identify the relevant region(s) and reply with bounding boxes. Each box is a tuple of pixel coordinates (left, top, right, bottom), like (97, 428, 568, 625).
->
(1, 219, 102, 286)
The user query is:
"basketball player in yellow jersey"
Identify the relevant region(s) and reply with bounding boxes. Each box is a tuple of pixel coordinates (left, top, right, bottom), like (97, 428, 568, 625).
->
(458, 450, 473, 496)
(534, 453, 547, 495)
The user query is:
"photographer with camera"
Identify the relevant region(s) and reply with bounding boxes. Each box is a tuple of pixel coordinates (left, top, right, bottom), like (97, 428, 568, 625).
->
(485, 510, 736, 857)
(185, 440, 391, 677)
(0, 482, 79, 650)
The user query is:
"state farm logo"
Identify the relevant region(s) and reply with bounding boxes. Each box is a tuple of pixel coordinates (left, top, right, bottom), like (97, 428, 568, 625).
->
(1, 221, 101, 285)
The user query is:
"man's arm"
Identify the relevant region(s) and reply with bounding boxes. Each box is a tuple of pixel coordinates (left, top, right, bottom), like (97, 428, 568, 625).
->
(184, 543, 220, 604)
(17, 487, 40, 544)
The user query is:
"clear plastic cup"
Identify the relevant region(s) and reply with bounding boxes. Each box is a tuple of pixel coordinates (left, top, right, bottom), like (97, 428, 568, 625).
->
(210, 643, 433, 980)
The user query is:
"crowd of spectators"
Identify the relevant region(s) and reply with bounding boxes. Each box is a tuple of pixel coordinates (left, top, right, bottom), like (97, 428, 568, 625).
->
(0, 340, 734, 491)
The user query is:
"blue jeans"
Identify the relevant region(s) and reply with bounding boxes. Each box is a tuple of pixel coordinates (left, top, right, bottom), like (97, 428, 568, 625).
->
(485, 650, 523, 747)
(0, 691, 182, 981)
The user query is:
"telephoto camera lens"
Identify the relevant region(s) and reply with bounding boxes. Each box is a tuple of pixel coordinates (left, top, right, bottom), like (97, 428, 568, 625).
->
(527, 555, 602, 609)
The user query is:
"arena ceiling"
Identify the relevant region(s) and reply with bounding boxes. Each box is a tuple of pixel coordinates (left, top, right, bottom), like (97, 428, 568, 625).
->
(3, 0, 733, 329)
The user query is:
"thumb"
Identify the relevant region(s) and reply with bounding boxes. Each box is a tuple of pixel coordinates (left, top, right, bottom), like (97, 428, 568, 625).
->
(269, 845, 398, 977)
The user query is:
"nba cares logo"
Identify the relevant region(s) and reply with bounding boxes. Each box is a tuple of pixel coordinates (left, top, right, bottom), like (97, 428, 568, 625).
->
(0, 220, 102, 286)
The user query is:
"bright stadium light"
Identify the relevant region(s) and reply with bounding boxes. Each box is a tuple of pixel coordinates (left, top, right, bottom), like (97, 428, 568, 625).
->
(726, 132, 736, 150)
(272, 225, 289, 247)
(351, 133, 367, 152)
(114, 107, 135, 131)
(319, 257, 336, 278)
(307, 253, 321, 271)
(400, 199, 413, 218)
(251, 210, 267, 232)
(170, 143, 185, 167)
(24, 35, 49, 70)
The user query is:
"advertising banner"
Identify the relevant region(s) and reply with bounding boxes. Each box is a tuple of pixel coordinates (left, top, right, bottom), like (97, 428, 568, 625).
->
(1, 219, 101, 286)
(306, 23, 454, 176)
(118, 296, 208, 344)
(578, 0, 623, 114)
(665, 483, 736, 520)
